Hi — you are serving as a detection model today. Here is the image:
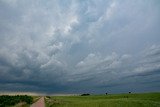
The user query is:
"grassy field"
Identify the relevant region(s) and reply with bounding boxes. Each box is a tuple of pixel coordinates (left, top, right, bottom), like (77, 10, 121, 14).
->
(45, 92, 160, 107)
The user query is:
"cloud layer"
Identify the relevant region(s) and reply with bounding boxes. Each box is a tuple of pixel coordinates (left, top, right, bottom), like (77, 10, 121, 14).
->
(0, 0, 160, 94)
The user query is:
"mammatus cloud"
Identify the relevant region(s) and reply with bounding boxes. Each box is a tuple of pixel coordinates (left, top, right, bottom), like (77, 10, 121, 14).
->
(0, 0, 160, 94)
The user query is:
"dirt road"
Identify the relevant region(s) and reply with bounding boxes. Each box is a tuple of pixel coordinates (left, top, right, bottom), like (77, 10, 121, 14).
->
(30, 97, 45, 107)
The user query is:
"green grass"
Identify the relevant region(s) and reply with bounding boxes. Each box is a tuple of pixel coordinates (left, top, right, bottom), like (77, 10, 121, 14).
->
(45, 92, 160, 107)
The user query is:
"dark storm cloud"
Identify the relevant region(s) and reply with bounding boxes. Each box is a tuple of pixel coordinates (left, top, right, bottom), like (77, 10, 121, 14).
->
(0, 0, 160, 94)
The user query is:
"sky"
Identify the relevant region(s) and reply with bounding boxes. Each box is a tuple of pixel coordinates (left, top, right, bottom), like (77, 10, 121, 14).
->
(0, 0, 160, 94)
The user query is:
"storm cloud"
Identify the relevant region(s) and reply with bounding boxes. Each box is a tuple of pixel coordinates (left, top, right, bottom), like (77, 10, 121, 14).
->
(0, 0, 160, 94)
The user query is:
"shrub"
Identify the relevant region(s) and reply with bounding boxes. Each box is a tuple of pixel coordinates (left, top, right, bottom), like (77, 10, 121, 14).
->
(0, 95, 33, 107)
(81, 94, 90, 96)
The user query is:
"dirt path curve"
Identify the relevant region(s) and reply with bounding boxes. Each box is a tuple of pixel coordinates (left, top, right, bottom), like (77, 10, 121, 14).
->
(30, 97, 45, 107)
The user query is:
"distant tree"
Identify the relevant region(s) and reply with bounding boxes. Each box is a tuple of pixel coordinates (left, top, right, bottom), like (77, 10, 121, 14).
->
(81, 93, 90, 96)
(129, 92, 131, 94)
(106, 93, 108, 95)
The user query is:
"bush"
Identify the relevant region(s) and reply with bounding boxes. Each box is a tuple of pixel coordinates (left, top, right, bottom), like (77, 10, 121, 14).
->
(81, 94, 90, 96)
(46, 96, 51, 99)
(0, 95, 33, 107)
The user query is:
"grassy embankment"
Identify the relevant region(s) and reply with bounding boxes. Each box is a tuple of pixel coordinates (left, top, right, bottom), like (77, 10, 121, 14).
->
(45, 92, 160, 107)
